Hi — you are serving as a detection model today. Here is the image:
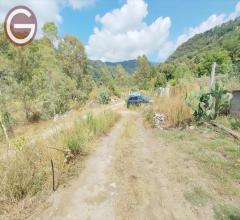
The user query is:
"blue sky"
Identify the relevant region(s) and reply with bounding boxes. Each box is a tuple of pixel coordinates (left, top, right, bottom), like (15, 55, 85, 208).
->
(60, 0, 240, 45)
(1, 0, 240, 62)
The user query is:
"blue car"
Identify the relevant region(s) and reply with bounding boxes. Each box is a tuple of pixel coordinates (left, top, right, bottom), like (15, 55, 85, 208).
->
(127, 93, 150, 108)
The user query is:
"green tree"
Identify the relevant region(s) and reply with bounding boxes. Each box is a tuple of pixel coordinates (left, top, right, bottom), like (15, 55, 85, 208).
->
(158, 63, 176, 81)
(196, 49, 233, 77)
(134, 55, 151, 89)
(173, 62, 192, 82)
(99, 65, 113, 86)
(58, 35, 93, 94)
(42, 22, 58, 46)
(115, 64, 128, 87)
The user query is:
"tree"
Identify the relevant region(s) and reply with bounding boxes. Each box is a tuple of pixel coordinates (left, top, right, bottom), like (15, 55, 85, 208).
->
(173, 62, 192, 82)
(134, 55, 151, 89)
(58, 35, 93, 94)
(0, 62, 14, 147)
(115, 64, 128, 87)
(99, 65, 113, 86)
(152, 72, 167, 89)
(42, 22, 58, 46)
(158, 62, 176, 81)
(197, 49, 233, 77)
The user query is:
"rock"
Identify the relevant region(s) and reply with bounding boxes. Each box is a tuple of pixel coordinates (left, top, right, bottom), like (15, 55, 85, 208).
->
(153, 113, 166, 128)
(189, 126, 195, 130)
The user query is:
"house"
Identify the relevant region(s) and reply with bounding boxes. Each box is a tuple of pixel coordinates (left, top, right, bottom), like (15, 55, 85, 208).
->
(230, 90, 240, 118)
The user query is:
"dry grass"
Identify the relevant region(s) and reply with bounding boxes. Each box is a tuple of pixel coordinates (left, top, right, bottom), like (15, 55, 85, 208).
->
(145, 82, 201, 127)
(0, 110, 120, 216)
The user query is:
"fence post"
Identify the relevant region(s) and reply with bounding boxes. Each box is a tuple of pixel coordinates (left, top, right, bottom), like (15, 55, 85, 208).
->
(51, 159, 55, 191)
(210, 62, 217, 89)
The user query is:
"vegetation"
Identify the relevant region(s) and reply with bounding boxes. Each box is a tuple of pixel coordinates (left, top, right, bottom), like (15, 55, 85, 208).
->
(214, 204, 240, 220)
(157, 124, 240, 218)
(97, 89, 111, 104)
(230, 118, 240, 130)
(0, 110, 119, 205)
(1, 13, 240, 219)
(0, 22, 130, 141)
(166, 18, 240, 81)
(184, 187, 210, 207)
(186, 83, 230, 121)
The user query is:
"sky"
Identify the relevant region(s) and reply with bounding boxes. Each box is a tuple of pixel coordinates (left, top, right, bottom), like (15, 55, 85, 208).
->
(1, 0, 240, 62)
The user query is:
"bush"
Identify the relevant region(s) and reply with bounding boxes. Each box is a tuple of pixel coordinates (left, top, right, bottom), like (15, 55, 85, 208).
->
(64, 111, 120, 155)
(169, 79, 177, 86)
(0, 145, 49, 201)
(65, 134, 86, 155)
(144, 83, 197, 127)
(230, 118, 240, 130)
(143, 109, 155, 127)
(97, 89, 110, 104)
(186, 83, 230, 121)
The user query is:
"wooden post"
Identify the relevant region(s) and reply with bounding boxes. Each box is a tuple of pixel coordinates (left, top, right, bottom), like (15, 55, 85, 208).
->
(51, 159, 55, 191)
(210, 62, 217, 89)
(0, 117, 10, 150)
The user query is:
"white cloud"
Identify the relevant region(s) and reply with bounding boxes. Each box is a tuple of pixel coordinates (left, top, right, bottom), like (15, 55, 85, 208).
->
(176, 14, 226, 47)
(86, 0, 171, 62)
(161, 1, 240, 61)
(228, 2, 240, 20)
(68, 0, 95, 10)
(0, 0, 95, 34)
(0, 1, 62, 28)
(95, 0, 148, 33)
(158, 41, 175, 60)
(87, 0, 240, 62)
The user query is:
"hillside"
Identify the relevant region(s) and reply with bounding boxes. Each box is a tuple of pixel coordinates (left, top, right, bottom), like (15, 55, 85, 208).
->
(167, 17, 240, 66)
(88, 59, 137, 74)
(105, 60, 137, 73)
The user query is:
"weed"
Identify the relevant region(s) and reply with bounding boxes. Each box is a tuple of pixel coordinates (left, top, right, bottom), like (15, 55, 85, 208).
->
(214, 204, 240, 220)
(184, 187, 210, 206)
(230, 118, 240, 130)
(144, 83, 199, 127)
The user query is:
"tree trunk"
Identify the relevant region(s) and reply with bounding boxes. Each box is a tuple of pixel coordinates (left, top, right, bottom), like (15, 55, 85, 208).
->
(0, 117, 10, 149)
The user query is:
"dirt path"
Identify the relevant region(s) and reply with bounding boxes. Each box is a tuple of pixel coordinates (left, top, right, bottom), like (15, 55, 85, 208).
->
(30, 110, 212, 220)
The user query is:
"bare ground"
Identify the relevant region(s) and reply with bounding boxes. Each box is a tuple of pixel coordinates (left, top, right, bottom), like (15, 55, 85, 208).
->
(29, 110, 215, 220)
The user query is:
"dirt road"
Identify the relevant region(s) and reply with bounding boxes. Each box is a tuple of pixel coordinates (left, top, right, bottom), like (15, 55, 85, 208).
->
(30, 110, 212, 220)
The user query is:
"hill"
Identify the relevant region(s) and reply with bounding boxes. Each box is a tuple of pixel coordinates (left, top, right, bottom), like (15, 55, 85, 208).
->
(167, 17, 240, 66)
(88, 59, 137, 74)
(105, 60, 137, 73)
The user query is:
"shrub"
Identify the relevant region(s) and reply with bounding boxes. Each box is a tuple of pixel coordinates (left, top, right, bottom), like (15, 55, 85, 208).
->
(64, 110, 120, 155)
(143, 108, 155, 127)
(144, 83, 198, 127)
(214, 204, 240, 220)
(97, 89, 110, 104)
(0, 145, 49, 201)
(169, 79, 177, 86)
(230, 118, 240, 130)
(186, 83, 230, 121)
(65, 134, 86, 155)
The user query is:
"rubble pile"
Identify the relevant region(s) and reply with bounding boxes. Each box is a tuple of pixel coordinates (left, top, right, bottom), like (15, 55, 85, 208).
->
(153, 113, 166, 128)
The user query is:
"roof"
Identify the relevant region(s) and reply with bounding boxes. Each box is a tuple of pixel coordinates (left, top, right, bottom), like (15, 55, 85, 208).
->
(129, 92, 141, 97)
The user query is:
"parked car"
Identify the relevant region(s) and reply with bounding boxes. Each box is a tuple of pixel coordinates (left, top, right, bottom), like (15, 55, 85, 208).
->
(127, 92, 150, 108)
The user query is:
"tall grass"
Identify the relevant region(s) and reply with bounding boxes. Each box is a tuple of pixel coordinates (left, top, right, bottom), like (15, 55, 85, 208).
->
(64, 111, 120, 155)
(144, 82, 200, 127)
(0, 110, 120, 207)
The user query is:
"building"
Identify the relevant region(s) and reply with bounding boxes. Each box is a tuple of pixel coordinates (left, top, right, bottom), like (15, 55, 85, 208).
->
(230, 90, 240, 118)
